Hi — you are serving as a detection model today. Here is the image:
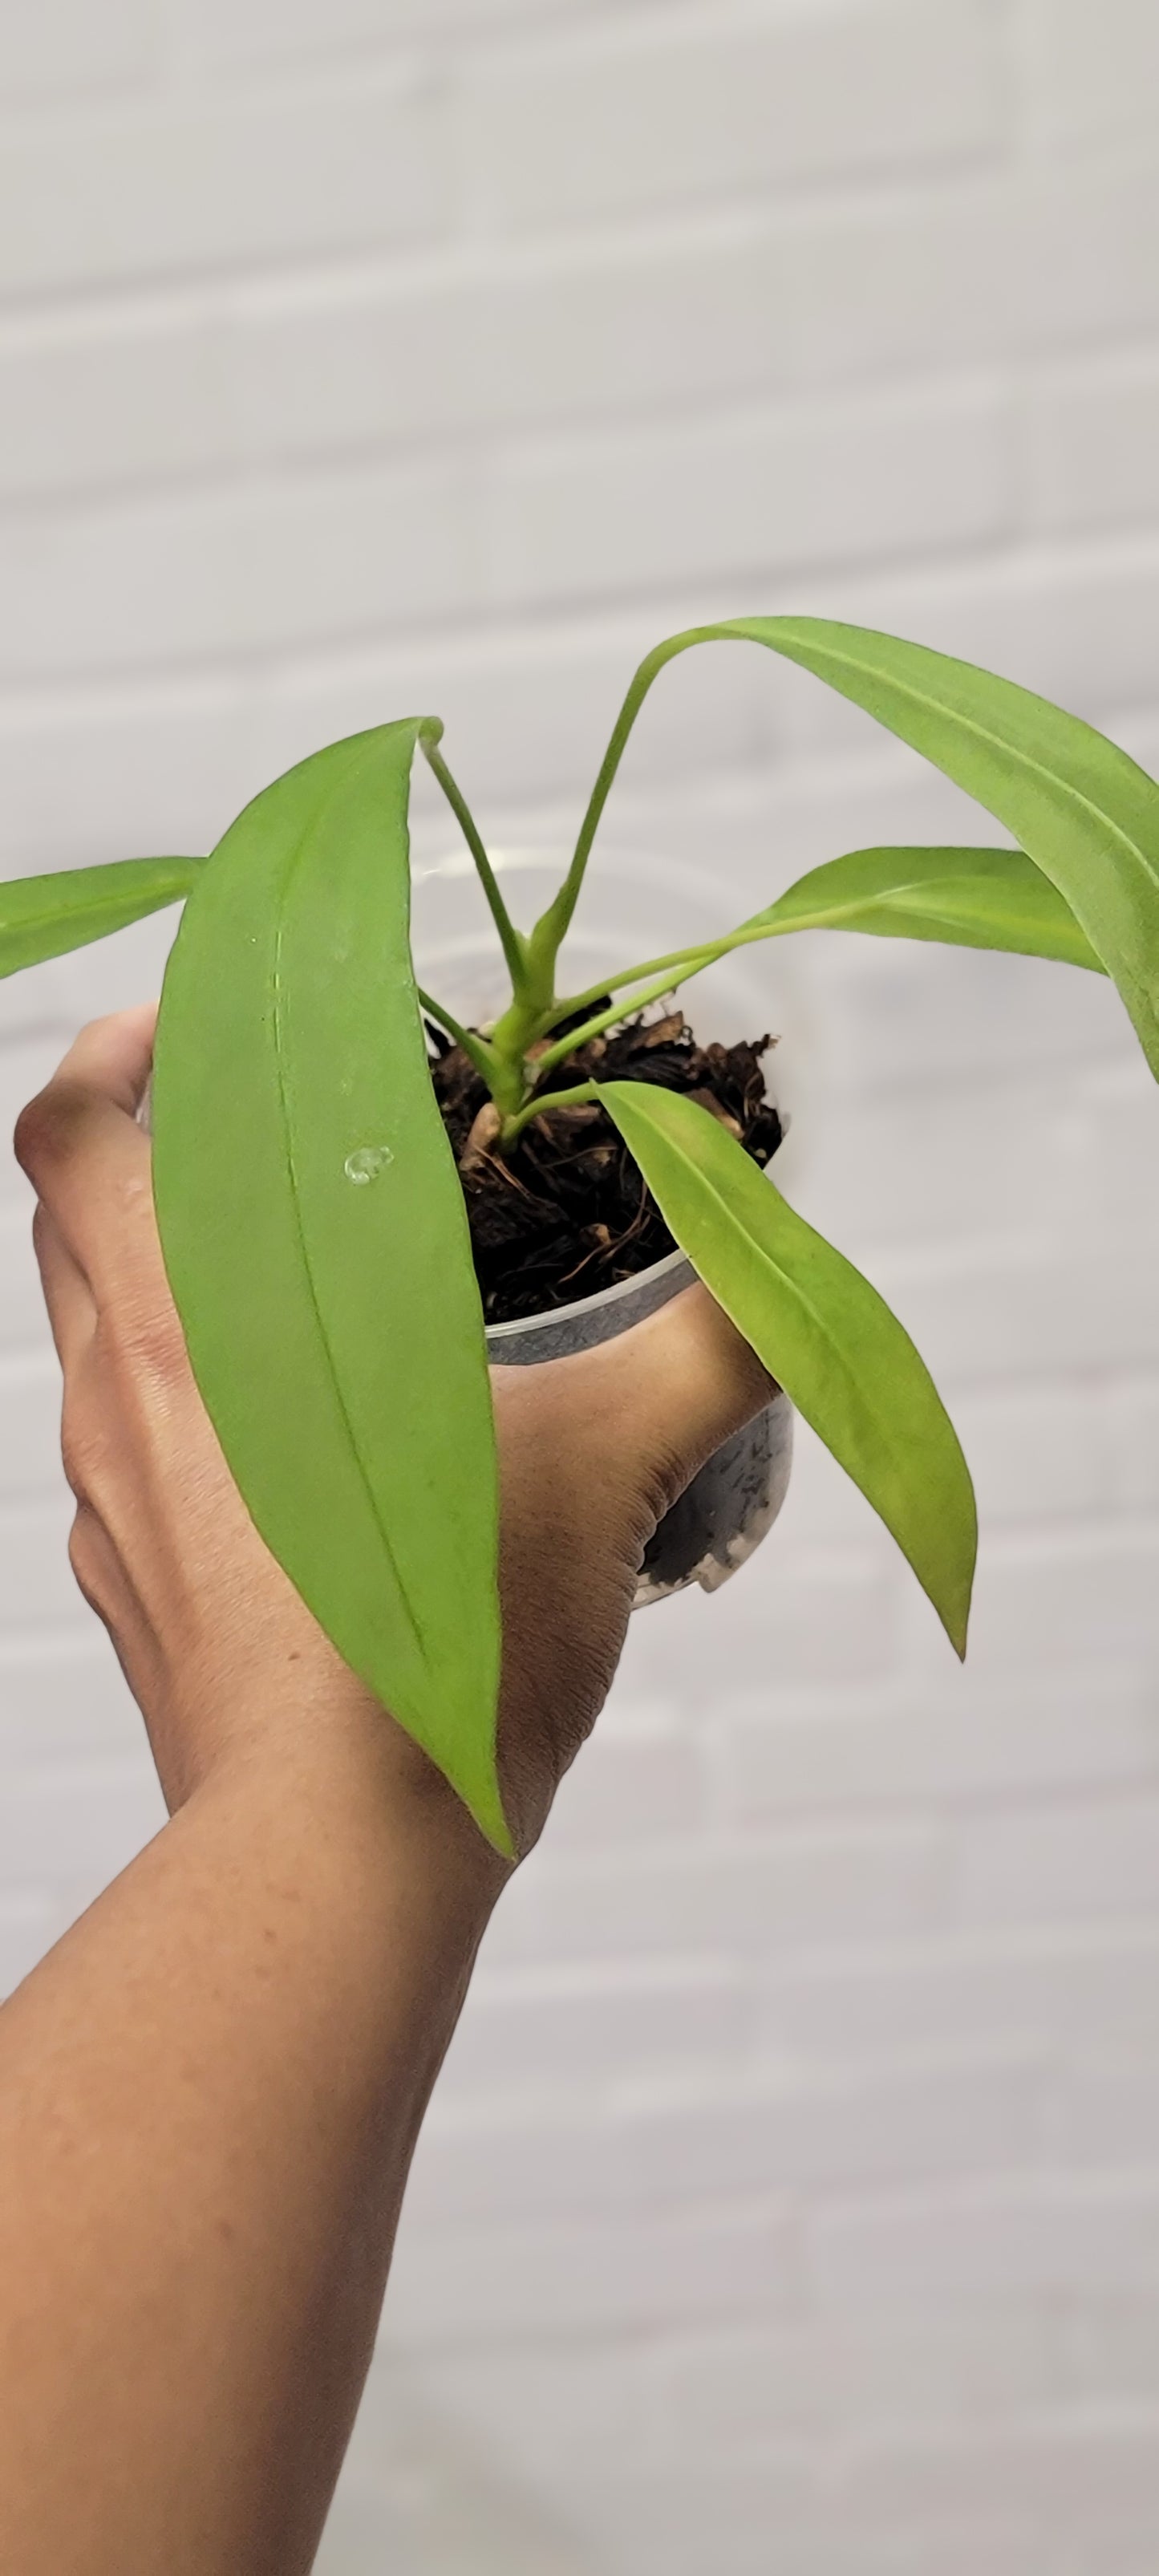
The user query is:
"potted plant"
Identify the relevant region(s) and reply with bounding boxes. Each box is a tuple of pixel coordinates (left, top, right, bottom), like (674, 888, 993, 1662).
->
(4, 617, 1156, 1855)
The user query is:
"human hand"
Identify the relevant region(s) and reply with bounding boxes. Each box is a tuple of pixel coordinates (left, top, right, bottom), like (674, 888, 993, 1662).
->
(16, 1009, 772, 1856)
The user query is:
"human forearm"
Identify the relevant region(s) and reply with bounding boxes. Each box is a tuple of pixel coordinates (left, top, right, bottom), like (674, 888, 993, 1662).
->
(0, 1701, 501, 2576)
(2, 1008, 773, 2574)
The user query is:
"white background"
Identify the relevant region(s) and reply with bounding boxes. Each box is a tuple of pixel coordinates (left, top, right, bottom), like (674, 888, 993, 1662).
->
(2, 2, 1159, 2569)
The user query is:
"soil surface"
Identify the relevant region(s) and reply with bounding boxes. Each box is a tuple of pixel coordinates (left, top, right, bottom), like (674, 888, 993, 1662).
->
(428, 1002, 783, 1325)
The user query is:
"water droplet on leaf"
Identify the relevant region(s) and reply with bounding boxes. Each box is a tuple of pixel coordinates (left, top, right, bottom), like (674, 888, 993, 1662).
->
(344, 1143, 394, 1185)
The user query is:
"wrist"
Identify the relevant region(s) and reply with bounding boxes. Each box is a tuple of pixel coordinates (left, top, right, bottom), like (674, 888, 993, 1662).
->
(180, 1681, 510, 1930)
(145, 1622, 509, 1904)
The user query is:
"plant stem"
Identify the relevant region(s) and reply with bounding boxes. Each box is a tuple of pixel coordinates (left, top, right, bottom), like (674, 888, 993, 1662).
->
(416, 986, 500, 1088)
(532, 943, 757, 1085)
(553, 932, 753, 1020)
(421, 738, 529, 996)
(536, 671, 656, 951)
(430, 907, 803, 1125)
(551, 917, 798, 1015)
(498, 1080, 601, 1147)
(532, 630, 712, 962)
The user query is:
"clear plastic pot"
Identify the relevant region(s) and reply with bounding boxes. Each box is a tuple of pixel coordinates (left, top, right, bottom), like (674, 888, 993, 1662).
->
(415, 854, 795, 1611)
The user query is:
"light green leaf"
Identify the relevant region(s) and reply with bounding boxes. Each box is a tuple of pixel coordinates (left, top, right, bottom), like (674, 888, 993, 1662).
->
(0, 854, 202, 978)
(745, 842, 1104, 970)
(152, 721, 509, 1853)
(601, 1081, 976, 1655)
(537, 843, 1101, 1057)
(568, 617, 1159, 1071)
(735, 618, 1158, 1059)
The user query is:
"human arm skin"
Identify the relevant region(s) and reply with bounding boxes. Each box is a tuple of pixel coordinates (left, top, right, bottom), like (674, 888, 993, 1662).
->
(0, 1007, 772, 2576)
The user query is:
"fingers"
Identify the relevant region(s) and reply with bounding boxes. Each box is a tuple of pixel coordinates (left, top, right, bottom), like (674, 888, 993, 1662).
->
(645, 1278, 774, 1434)
(49, 1004, 158, 1118)
(571, 1280, 775, 1515)
(14, 1008, 160, 1303)
(30, 1204, 95, 1375)
(642, 1282, 776, 1495)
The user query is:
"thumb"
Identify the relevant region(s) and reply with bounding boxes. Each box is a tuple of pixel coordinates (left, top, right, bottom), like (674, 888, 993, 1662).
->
(577, 1280, 776, 1522)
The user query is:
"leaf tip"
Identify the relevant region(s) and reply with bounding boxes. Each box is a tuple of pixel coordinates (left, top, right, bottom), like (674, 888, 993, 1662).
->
(440, 1716, 513, 1859)
(938, 1556, 975, 1664)
(468, 1775, 516, 1862)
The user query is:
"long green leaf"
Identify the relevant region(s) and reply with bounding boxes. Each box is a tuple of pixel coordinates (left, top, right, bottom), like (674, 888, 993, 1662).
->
(550, 842, 1104, 1045)
(152, 722, 509, 1852)
(744, 842, 1104, 969)
(601, 1080, 976, 1655)
(566, 618, 1159, 1071)
(0, 854, 202, 977)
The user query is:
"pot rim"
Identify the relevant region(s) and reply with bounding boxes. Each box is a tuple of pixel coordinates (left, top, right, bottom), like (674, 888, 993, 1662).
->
(484, 1244, 695, 1357)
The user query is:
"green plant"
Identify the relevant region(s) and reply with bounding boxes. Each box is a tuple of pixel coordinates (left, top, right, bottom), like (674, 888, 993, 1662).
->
(5, 619, 1157, 1852)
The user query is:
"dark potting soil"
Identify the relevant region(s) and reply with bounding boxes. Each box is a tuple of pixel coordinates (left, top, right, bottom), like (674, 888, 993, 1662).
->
(427, 1003, 784, 1325)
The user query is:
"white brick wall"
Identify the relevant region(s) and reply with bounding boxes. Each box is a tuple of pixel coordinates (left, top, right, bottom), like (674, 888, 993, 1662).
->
(2, 3, 1159, 2570)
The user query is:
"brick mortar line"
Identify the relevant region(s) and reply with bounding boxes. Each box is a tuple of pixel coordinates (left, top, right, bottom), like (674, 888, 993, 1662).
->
(0, 366, 1015, 525)
(0, 156, 1021, 325)
(0, 169, 1026, 350)
(6, 521, 1159, 725)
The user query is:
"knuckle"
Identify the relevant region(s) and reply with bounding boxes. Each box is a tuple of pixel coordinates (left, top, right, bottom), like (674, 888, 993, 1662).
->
(14, 1079, 91, 1185)
(67, 1509, 103, 1616)
(59, 1398, 104, 1506)
(59, 1421, 84, 1503)
(14, 1091, 62, 1182)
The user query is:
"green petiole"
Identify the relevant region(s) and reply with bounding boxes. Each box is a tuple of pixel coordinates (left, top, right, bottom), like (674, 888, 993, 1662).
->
(549, 919, 794, 1027)
(421, 737, 531, 1000)
(417, 987, 502, 1089)
(498, 1081, 601, 1147)
(528, 918, 796, 1083)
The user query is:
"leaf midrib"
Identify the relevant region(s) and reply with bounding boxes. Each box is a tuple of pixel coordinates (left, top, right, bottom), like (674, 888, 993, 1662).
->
(2, 862, 197, 927)
(270, 744, 431, 1678)
(619, 1098, 924, 1501)
(772, 628, 1159, 930)
(769, 872, 1077, 933)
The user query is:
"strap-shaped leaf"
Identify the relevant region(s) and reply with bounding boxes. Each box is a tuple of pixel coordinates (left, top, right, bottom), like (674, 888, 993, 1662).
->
(569, 617, 1159, 1071)
(746, 842, 1104, 969)
(0, 854, 202, 977)
(736, 618, 1158, 1061)
(601, 1080, 976, 1655)
(152, 721, 508, 1852)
